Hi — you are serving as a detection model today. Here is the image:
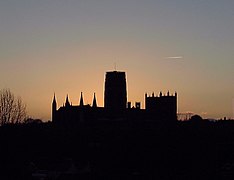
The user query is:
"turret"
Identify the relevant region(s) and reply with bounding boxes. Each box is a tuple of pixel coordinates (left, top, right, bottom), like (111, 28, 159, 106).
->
(92, 93, 97, 108)
(52, 93, 57, 122)
(65, 94, 70, 107)
(79, 92, 84, 106)
(145, 93, 148, 110)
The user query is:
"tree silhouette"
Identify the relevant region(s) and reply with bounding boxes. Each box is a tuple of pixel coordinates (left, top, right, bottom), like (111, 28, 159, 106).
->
(190, 114, 203, 122)
(0, 89, 27, 125)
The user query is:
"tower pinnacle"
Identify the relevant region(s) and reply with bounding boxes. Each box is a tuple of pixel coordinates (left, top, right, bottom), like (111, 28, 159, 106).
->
(65, 94, 70, 107)
(92, 93, 97, 108)
(53, 93, 57, 104)
(80, 92, 84, 106)
(52, 93, 57, 122)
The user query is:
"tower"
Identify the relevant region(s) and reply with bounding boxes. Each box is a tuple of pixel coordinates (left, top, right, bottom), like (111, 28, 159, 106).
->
(52, 93, 57, 122)
(104, 71, 127, 113)
(145, 91, 177, 121)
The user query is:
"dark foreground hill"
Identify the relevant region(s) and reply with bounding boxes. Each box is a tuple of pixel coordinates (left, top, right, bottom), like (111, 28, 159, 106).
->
(0, 120, 234, 180)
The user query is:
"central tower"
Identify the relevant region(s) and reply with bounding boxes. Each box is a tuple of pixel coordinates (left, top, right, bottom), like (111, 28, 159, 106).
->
(104, 71, 127, 113)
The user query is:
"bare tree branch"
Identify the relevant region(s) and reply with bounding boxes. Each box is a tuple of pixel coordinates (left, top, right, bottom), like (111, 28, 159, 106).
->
(0, 89, 27, 125)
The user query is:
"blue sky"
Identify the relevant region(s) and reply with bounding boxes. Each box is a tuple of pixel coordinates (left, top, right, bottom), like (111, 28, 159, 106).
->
(0, 0, 233, 119)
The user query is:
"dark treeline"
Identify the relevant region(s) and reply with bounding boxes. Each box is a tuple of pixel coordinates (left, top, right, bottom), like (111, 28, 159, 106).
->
(0, 120, 234, 179)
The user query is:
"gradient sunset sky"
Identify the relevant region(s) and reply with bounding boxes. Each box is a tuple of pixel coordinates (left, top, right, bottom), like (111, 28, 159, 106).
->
(0, 0, 233, 120)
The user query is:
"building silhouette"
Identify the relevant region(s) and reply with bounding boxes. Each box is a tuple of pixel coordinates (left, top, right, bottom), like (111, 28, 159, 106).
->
(145, 92, 177, 122)
(52, 71, 177, 124)
(104, 71, 127, 111)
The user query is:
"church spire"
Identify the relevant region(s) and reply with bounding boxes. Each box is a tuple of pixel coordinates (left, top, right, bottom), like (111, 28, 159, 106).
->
(79, 92, 84, 106)
(52, 93, 57, 122)
(65, 94, 70, 107)
(53, 93, 57, 105)
(92, 93, 97, 108)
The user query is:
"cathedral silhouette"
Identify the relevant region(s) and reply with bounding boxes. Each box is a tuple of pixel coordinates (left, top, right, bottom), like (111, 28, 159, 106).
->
(52, 71, 177, 124)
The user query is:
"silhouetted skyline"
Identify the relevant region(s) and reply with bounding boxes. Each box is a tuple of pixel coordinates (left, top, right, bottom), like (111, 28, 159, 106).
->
(52, 71, 177, 124)
(0, 1, 233, 119)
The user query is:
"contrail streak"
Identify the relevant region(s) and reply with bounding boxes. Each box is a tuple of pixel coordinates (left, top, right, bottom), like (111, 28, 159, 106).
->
(165, 56, 183, 59)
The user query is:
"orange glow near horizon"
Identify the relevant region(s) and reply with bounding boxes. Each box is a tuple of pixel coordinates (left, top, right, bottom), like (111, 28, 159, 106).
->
(0, 1, 233, 120)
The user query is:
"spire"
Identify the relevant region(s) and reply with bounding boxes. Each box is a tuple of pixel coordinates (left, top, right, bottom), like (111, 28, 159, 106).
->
(159, 91, 162, 97)
(52, 93, 57, 122)
(52, 93, 57, 104)
(92, 93, 97, 108)
(65, 94, 70, 107)
(79, 92, 84, 106)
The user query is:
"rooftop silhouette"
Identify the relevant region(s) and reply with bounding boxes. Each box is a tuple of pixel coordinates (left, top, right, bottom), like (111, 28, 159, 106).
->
(52, 71, 177, 124)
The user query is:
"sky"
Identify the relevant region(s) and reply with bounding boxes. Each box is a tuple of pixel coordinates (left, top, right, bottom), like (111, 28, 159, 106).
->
(0, 0, 233, 120)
